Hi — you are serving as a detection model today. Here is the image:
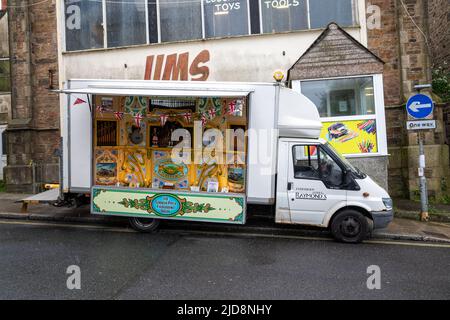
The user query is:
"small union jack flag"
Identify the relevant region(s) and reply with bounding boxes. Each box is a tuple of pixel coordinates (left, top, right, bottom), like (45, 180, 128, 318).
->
(201, 114, 207, 127)
(228, 100, 236, 115)
(113, 111, 124, 120)
(182, 112, 192, 123)
(208, 108, 216, 119)
(134, 113, 144, 127)
(160, 114, 168, 126)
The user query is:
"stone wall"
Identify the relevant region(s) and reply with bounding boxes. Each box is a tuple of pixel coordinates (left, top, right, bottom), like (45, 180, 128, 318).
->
(428, 0, 450, 70)
(349, 156, 389, 191)
(366, 0, 450, 200)
(366, 0, 403, 107)
(5, 0, 60, 192)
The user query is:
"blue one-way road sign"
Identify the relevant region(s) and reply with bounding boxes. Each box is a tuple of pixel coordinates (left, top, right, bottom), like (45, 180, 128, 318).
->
(406, 94, 434, 119)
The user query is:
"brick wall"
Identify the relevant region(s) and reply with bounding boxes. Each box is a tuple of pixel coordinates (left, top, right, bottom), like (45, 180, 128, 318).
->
(5, 0, 60, 192)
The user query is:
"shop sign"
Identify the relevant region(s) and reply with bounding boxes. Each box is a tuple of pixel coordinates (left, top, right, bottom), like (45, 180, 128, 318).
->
(91, 187, 246, 224)
(144, 50, 210, 81)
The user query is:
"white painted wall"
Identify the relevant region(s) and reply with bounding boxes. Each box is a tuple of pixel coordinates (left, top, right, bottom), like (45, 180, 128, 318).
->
(60, 28, 365, 83)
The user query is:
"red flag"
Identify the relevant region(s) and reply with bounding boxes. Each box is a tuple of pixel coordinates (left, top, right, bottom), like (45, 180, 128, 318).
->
(73, 98, 86, 106)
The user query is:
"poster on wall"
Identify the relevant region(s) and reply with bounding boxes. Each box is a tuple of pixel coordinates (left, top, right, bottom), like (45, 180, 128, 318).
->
(321, 119, 378, 155)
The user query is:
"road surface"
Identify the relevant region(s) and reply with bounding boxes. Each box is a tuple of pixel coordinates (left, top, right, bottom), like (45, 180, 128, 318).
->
(0, 219, 448, 299)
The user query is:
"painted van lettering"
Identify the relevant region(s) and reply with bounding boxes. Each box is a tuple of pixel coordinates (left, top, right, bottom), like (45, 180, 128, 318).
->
(295, 192, 327, 200)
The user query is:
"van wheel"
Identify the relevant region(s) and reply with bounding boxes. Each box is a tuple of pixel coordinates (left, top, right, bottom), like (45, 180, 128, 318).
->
(330, 210, 368, 244)
(129, 217, 160, 233)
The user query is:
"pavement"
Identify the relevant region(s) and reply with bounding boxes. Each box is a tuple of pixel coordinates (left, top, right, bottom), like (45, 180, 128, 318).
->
(0, 192, 450, 243)
(0, 220, 449, 299)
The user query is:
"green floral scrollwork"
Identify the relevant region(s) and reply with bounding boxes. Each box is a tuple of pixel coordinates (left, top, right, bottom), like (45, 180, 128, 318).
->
(182, 201, 215, 215)
(119, 198, 149, 211)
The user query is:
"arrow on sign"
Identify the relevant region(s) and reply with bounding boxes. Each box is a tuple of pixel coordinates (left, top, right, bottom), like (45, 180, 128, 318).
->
(409, 101, 433, 112)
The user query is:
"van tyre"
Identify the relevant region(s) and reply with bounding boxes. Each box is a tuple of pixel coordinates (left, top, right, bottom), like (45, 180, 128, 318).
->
(129, 217, 160, 233)
(330, 210, 368, 243)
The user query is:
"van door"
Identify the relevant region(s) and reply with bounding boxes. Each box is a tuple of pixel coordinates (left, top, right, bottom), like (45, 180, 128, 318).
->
(287, 143, 347, 226)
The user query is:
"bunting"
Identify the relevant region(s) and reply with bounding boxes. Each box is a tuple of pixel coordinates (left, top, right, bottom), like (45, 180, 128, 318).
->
(113, 111, 124, 121)
(160, 114, 169, 127)
(73, 98, 86, 107)
(182, 112, 192, 123)
(134, 113, 144, 128)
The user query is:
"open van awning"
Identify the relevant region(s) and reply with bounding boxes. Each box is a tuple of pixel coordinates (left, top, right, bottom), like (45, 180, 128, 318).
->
(57, 84, 253, 98)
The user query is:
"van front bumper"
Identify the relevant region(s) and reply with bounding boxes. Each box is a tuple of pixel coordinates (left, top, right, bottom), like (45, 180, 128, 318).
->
(371, 210, 394, 229)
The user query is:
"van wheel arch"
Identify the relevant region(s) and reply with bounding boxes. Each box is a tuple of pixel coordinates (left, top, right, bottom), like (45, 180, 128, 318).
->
(330, 206, 372, 227)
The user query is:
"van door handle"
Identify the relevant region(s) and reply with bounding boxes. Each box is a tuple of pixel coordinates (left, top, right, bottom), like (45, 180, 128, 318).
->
(287, 182, 293, 191)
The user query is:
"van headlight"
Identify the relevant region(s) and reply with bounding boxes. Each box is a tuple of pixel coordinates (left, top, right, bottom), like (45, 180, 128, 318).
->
(382, 198, 393, 210)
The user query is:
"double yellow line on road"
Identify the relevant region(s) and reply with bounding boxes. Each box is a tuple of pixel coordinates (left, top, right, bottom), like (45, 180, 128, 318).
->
(1, 218, 449, 248)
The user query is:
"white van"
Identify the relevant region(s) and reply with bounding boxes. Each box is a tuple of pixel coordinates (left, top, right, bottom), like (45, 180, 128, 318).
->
(58, 79, 393, 243)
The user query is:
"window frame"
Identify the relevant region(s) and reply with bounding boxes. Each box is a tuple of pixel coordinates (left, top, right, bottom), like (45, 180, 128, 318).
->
(292, 144, 322, 182)
(61, 0, 359, 51)
(203, 0, 252, 39)
(259, 0, 310, 34)
(0, 57, 10, 93)
(292, 74, 388, 158)
(291, 144, 347, 190)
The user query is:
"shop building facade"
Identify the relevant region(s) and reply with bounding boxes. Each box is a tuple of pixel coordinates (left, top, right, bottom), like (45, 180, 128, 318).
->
(4, 0, 450, 199)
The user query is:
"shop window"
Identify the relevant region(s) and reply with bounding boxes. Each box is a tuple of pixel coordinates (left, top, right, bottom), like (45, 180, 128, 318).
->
(0, 59, 10, 92)
(106, 0, 147, 47)
(63, 0, 358, 50)
(204, 0, 250, 38)
(159, 0, 203, 42)
(147, 0, 159, 44)
(260, 0, 308, 34)
(1, 130, 7, 155)
(309, 0, 354, 29)
(249, 0, 261, 34)
(300, 77, 375, 118)
(64, 0, 104, 51)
